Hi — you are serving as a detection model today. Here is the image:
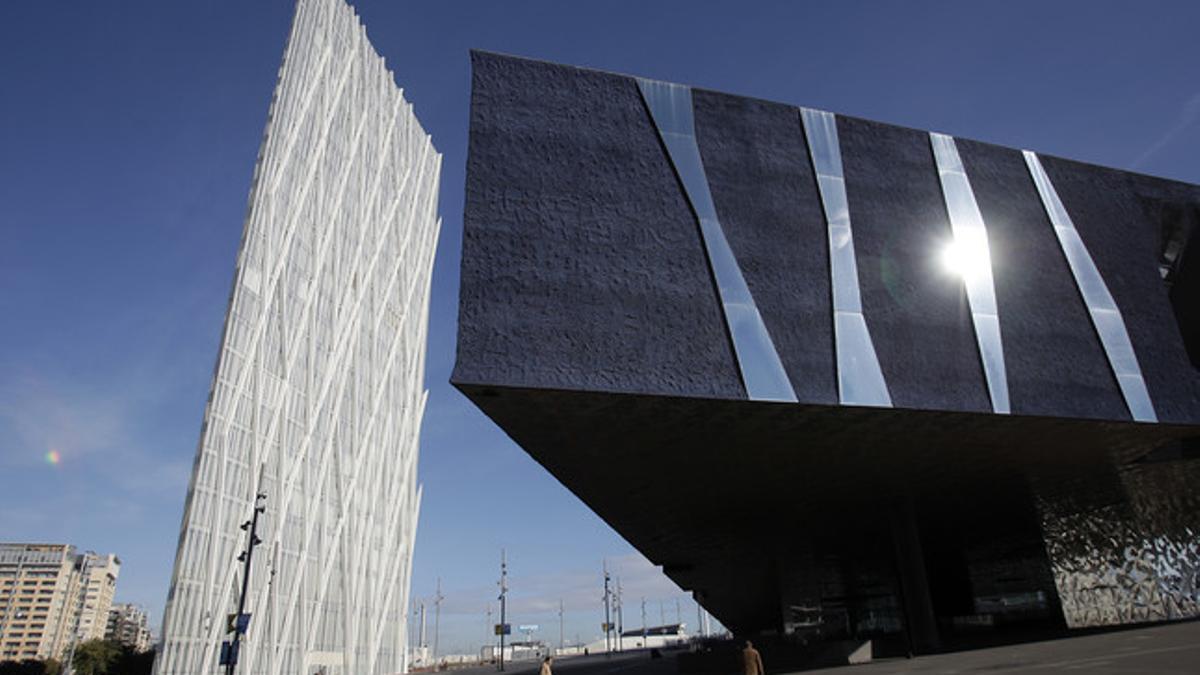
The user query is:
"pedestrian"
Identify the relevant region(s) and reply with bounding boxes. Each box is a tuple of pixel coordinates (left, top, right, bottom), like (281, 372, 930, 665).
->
(742, 640, 763, 675)
(540, 656, 554, 675)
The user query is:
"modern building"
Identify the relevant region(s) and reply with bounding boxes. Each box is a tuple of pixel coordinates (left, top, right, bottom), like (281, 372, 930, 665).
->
(0, 544, 121, 663)
(106, 603, 153, 653)
(155, 0, 440, 673)
(453, 53, 1200, 655)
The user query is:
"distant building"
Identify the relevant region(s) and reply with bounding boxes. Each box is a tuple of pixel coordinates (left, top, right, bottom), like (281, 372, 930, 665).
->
(106, 603, 152, 653)
(76, 553, 120, 643)
(578, 624, 688, 654)
(480, 641, 548, 663)
(0, 543, 121, 662)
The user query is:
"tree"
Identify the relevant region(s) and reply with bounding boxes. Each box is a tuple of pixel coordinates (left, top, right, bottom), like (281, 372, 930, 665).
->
(0, 658, 61, 675)
(70, 640, 119, 675)
(111, 645, 154, 675)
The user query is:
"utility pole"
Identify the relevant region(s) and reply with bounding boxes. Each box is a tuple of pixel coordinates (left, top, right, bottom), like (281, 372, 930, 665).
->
(615, 578, 624, 652)
(433, 578, 444, 663)
(419, 601, 427, 655)
(675, 598, 681, 626)
(696, 600, 702, 638)
(558, 599, 564, 654)
(498, 549, 508, 672)
(659, 600, 665, 628)
(486, 603, 493, 648)
(641, 597, 647, 648)
(223, 491, 266, 675)
(602, 561, 612, 655)
(415, 595, 424, 658)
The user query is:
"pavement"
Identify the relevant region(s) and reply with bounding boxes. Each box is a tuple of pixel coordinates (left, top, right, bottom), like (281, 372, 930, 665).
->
(800, 620, 1200, 674)
(449, 620, 1200, 675)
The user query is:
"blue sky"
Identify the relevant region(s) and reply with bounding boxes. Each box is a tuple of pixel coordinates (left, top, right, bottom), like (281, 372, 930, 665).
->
(1, 0, 1198, 658)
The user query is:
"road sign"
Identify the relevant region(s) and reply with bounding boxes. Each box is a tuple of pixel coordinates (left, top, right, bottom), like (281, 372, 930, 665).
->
(518, 624, 539, 632)
(494, 623, 511, 635)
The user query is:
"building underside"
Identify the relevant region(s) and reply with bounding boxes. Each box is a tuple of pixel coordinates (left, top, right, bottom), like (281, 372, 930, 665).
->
(453, 52, 1200, 654)
(457, 384, 1200, 652)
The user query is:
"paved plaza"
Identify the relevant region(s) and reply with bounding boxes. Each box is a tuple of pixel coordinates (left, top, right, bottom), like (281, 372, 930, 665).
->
(465, 620, 1200, 675)
(801, 620, 1200, 674)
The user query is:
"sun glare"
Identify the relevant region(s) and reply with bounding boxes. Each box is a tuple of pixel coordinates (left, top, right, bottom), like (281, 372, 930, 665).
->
(45, 449, 61, 466)
(941, 235, 990, 281)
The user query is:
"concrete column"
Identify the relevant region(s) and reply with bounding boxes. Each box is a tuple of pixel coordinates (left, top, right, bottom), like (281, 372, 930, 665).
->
(889, 498, 939, 654)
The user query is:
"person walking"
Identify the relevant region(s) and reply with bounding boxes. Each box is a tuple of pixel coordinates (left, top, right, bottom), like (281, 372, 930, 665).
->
(742, 640, 764, 675)
(540, 656, 554, 675)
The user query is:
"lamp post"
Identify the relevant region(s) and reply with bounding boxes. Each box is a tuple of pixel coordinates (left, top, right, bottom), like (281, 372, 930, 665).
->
(433, 578, 444, 663)
(62, 553, 92, 675)
(615, 579, 624, 652)
(498, 549, 507, 672)
(602, 562, 612, 655)
(640, 598, 647, 649)
(224, 492, 266, 675)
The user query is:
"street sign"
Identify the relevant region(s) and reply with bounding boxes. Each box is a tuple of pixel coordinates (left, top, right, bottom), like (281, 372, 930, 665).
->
(494, 623, 511, 635)
(219, 641, 239, 666)
(226, 613, 252, 635)
(518, 624, 539, 632)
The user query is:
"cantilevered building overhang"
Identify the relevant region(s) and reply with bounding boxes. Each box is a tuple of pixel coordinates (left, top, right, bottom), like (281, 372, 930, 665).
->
(157, 1, 441, 673)
(453, 52, 1200, 652)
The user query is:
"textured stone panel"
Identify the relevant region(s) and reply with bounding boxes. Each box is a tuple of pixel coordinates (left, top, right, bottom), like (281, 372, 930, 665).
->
(838, 116, 990, 413)
(692, 89, 837, 405)
(955, 140, 1128, 420)
(456, 52, 743, 399)
(1041, 157, 1200, 425)
(1129, 174, 1200, 371)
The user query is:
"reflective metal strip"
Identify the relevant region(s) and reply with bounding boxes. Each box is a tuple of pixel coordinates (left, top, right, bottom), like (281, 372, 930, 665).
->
(800, 108, 892, 408)
(637, 78, 797, 402)
(1023, 151, 1157, 423)
(930, 133, 1010, 414)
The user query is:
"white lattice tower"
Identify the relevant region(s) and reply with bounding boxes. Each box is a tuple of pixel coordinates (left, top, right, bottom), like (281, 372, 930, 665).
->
(155, 0, 441, 672)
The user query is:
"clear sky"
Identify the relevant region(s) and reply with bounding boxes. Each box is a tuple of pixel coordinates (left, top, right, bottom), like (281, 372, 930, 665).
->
(1, 0, 1198, 659)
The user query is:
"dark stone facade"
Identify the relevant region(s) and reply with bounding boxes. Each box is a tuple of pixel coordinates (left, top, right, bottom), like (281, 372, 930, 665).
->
(454, 51, 1200, 652)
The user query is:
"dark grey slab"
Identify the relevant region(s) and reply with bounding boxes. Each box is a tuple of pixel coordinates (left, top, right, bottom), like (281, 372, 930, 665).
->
(956, 139, 1128, 420)
(692, 89, 837, 406)
(1041, 156, 1200, 425)
(838, 116, 990, 413)
(455, 52, 743, 399)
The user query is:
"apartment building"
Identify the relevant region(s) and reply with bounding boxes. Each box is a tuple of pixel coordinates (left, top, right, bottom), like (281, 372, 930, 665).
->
(0, 544, 120, 662)
(105, 603, 152, 653)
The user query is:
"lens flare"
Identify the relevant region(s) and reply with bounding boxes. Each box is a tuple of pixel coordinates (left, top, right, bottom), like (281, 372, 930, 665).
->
(941, 235, 990, 282)
(45, 450, 61, 466)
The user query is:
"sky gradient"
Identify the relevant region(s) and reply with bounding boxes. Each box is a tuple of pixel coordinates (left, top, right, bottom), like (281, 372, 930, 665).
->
(2, 0, 1199, 657)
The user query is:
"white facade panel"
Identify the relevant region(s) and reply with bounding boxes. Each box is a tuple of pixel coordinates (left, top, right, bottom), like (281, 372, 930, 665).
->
(155, 0, 440, 673)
